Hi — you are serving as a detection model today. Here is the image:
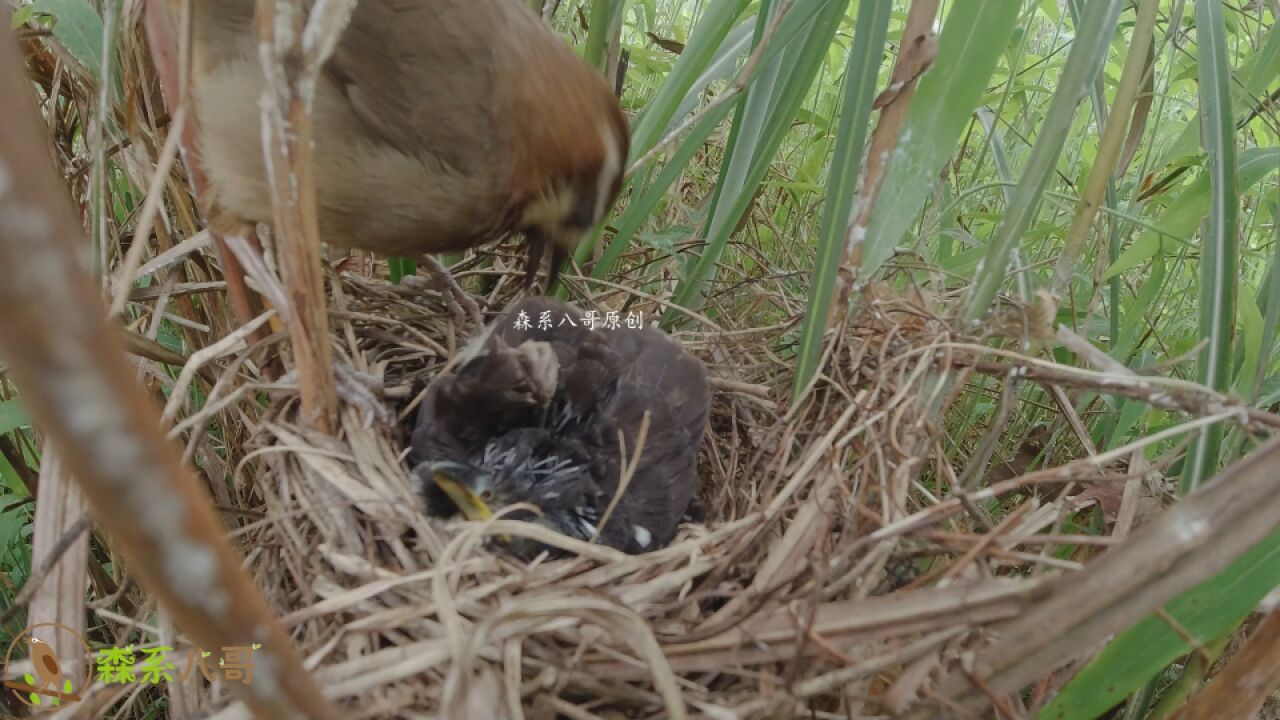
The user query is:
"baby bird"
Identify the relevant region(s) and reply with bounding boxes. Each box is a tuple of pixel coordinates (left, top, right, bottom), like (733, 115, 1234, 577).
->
(410, 297, 709, 558)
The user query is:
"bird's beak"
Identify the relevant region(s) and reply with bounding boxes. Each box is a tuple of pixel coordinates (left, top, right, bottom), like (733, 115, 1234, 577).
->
(421, 461, 493, 522)
(546, 240, 571, 292)
(522, 229, 577, 291)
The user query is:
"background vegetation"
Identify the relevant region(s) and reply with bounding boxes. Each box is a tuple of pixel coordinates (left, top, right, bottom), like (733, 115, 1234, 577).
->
(0, 0, 1277, 717)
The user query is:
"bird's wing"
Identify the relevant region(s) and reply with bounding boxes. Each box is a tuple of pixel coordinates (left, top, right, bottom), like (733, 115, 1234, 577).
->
(597, 325, 710, 549)
(324, 0, 521, 170)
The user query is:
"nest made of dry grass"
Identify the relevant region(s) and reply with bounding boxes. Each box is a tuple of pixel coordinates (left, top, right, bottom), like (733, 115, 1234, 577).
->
(137, 261, 1062, 720)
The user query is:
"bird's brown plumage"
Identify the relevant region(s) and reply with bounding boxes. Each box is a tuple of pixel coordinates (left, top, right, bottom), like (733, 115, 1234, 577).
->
(189, 0, 628, 284)
(410, 298, 709, 556)
(28, 637, 62, 688)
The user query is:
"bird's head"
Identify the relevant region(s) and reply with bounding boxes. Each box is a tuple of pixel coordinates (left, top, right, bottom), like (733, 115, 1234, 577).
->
(414, 430, 600, 557)
(514, 78, 629, 291)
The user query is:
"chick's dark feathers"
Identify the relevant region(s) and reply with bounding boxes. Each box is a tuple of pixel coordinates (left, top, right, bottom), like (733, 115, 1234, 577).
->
(411, 298, 709, 554)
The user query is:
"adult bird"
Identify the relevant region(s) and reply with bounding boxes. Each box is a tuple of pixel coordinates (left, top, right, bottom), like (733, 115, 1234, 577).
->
(188, 0, 628, 291)
(26, 637, 64, 696)
(410, 297, 710, 558)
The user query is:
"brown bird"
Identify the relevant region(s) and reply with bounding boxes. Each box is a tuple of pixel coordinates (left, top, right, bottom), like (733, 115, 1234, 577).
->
(26, 637, 63, 693)
(189, 0, 629, 290)
(410, 297, 710, 558)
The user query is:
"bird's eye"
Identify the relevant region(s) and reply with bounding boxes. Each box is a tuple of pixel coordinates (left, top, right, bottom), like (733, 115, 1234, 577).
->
(481, 490, 493, 500)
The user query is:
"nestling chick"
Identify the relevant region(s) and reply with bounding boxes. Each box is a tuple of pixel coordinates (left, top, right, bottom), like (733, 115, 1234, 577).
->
(410, 297, 710, 558)
(188, 0, 629, 287)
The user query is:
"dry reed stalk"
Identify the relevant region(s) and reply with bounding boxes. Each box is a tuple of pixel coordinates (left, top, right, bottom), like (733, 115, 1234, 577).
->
(27, 451, 90, 685)
(830, 0, 940, 321)
(253, 0, 347, 432)
(0, 24, 337, 717)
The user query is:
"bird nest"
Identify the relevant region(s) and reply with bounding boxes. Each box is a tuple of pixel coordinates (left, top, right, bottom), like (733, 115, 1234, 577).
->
(186, 268, 1039, 719)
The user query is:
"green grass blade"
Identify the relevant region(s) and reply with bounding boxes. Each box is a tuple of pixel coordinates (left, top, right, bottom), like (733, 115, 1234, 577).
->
(666, 0, 848, 322)
(388, 257, 417, 284)
(1035, 524, 1280, 720)
(628, 0, 751, 162)
(0, 400, 30, 436)
(30, 0, 104, 80)
(1181, 0, 1240, 493)
(961, 0, 1125, 325)
(584, 0, 623, 71)
(668, 20, 755, 125)
(1103, 149, 1280, 280)
(1052, 0, 1158, 299)
(579, 1, 844, 281)
(568, 1, 751, 284)
(860, 0, 1022, 284)
(592, 101, 735, 282)
(1159, 19, 1280, 166)
(1253, 201, 1280, 403)
(791, 0, 891, 401)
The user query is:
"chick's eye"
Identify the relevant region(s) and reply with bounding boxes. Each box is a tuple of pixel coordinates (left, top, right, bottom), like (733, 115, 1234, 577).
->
(481, 490, 494, 500)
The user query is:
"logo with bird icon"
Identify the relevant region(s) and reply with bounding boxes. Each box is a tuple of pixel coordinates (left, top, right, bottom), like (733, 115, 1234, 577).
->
(3, 623, 91, 709)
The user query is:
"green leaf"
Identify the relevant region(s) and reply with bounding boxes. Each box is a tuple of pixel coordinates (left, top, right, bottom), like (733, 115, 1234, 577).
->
(1111, 255, 1167, 362)
(1182, 0, 1240, 493)
(1234, 284, 1264, 402)
(0, 400, 30, 436)
(1102, 148, 1280, 280)
(636, 226, 692, 252)
(1254, 203, 1280, 403)
(388, 257, 417, 284)
(863, 0, 1023, 284)
(1103, 232, 1164, 281)
(1036, 525, 1280, 720)
(30, 0, 105, 80)
(792, 0, 891, 400)
(590, 101, 734, 280)
(629, 0, 750, 161)
(1158, 20, 1280, 166)
(961, 0, 1125, 324)
(10, 5, 37, 28)
(667, 0, 850, 320)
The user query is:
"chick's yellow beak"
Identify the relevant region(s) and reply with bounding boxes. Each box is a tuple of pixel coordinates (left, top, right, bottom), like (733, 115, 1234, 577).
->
(432, 471, 493, 522)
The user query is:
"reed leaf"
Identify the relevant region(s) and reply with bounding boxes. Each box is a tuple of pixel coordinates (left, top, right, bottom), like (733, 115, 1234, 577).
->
(960, 0, 1124, 325)
(860, 0, 1022, 285)
(792, 0, 891, 400)
(1181, 0, 1239, 492)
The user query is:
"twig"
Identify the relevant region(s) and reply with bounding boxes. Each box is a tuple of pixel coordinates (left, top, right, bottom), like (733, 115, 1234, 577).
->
(592, 411, 651, 545)
(255, 0, 356, 432)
